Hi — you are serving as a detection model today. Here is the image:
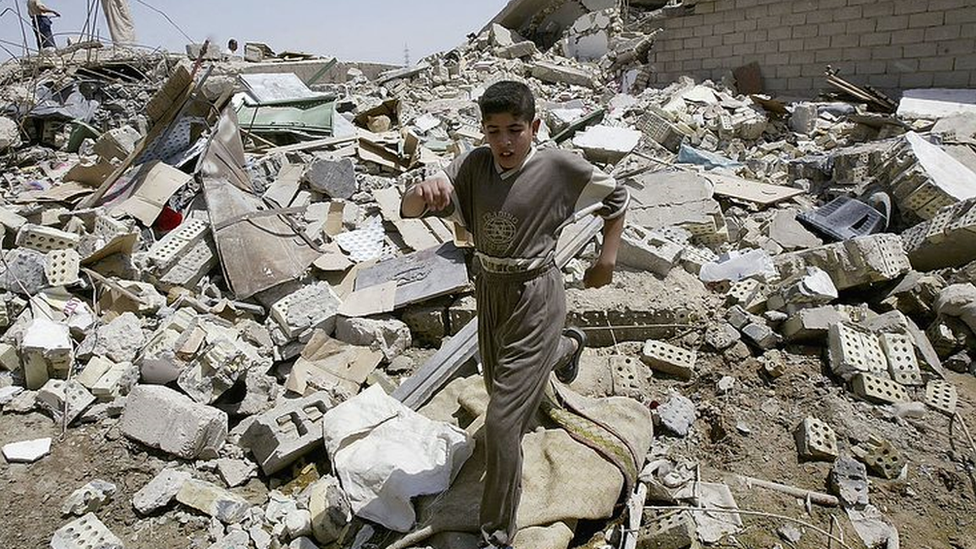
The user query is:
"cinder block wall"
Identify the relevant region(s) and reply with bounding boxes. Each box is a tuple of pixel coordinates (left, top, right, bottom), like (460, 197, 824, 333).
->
(646, 0, 976, 97)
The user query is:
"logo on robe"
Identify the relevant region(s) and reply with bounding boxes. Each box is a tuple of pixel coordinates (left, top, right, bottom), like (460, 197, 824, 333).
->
(481, 211, 518, 255)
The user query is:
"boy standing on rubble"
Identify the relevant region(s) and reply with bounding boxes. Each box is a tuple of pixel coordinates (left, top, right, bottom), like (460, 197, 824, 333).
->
(400, 80, 628, 548)
(27, 0, 59, 50)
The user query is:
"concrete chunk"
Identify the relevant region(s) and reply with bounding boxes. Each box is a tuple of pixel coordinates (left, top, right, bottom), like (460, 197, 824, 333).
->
(121, 385, 227, 459)
(62, 479, 116, 516)
(530, 61, 597, 88)
(828, 322, 889, 381)
(304, 158, 357, 200)
(37, 379, 95, 425)
(176, 479, 250, 524)
(572, 125, 641, 163)
(241, 391, 334, 475)
(657, 393, 696, 436)
(133, 468, 192, 515)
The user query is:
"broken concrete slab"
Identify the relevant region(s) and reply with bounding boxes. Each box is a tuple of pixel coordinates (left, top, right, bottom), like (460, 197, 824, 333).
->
(176, 479, 250, 524)
(571, 125, 641, 163)
(2, 437, 52, 463)
(133, 468, 192, 515)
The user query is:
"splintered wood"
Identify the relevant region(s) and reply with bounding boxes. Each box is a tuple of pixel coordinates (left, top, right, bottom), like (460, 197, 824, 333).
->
(373, 186, 455, 251)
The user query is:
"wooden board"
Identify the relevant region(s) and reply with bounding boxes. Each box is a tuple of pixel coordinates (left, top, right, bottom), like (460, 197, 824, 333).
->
(373, 186, 454, 251)
(705, 173, 805, 206)
(354, 241, 469, 309)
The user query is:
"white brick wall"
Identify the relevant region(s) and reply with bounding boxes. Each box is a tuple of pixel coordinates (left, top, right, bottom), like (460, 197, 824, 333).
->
(648, 0, 976, 97)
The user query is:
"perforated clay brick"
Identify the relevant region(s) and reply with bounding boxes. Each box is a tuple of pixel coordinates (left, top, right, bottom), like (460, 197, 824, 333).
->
(852, 373, 910, 405)
(924, 381, 958, 416)
(641, 339, 696, 379)
(796, 416, 839, 460)
(51, 513, 123, 549)
(879, 332, 922, 386)
(44, 249, 81, 287)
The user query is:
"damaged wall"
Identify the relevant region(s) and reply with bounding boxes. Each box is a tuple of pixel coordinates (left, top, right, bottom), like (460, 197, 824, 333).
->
(647, 0, 976, 97)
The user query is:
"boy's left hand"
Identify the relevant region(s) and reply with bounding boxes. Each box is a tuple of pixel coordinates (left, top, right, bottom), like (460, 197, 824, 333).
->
(584, 261, 614, 288)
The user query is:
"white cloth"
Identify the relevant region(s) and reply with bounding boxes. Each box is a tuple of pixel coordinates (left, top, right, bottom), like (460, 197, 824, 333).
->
(100, 0, 136, 44)
(322, 385, 473, 532)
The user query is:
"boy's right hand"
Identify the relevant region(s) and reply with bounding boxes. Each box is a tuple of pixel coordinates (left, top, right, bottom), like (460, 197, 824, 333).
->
(413, 176, 454, 211)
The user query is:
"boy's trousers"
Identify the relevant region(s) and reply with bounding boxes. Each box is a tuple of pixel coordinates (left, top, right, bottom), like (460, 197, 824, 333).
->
(476, 262, 568, 546)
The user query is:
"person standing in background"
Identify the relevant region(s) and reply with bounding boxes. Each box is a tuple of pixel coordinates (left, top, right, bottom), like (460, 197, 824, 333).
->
(27, 0, 59, 50)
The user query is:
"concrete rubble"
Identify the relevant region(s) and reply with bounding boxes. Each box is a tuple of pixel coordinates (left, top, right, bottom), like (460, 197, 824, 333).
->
(0, 2, 975, 549)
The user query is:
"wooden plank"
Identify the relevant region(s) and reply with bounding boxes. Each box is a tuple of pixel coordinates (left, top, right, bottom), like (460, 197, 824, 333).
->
(354, 241, 469, 309)
(202, 108, 321, 299)
(704, 173, 805, 206)
(373, 186, 441, 251)
(392, 215, 603, 409)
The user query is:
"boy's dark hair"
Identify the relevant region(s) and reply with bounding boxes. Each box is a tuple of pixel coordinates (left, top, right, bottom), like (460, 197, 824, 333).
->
(479, 81, 535, 123)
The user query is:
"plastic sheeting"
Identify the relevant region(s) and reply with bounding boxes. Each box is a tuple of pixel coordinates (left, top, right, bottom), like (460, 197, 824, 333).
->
(322, 385, 473, 532)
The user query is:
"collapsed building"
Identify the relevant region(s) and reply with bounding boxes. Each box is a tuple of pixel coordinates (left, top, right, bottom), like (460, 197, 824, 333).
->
(1, 1, 976, 549)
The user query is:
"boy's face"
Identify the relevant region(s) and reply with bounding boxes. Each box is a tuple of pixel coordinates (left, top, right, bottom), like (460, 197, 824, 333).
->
(482, 112, 540, 171)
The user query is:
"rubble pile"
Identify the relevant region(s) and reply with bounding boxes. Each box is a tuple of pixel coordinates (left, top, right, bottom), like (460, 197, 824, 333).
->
(1, 4, 976, 549)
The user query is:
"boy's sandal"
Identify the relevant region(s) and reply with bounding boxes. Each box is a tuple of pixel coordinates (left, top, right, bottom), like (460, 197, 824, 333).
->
(555, 326, 586, 384)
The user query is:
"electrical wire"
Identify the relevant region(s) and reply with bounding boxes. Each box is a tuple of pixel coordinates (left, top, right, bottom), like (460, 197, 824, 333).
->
(130, 0, 194, 43)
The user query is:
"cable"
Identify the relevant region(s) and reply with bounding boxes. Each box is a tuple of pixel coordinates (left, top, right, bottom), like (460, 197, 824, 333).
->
(130, 0, 193, 43)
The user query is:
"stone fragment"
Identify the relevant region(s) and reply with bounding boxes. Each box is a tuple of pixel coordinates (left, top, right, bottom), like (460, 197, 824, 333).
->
(402, 303, 447, 347)
(270, 282, 342, 339)
(37, 379, 95, 425)
(572, 125, 641, 163)
(309, 476, 352, 545)
(133, 468, 192, 515)
(0, 248, 47, 295)
(0, 116, 21, 149)
(121, 385, 227, 459)
(62, 479, 116, 516)
(77, 312, 146, 364)
(50, 513, 123, 549)
(530, 61, 597, 88)
(215, 458, 257, 488)
(176, 479, 250, 524)
(335, 315, 411, 361)
(618, 225, 683, 277)
(208, 530, 250, 549)
(830, 456, 870, 508)
(0, 342, 18, 371)
(775, 234, 911, 291)
(657, 393, 696, 437)
(641, 340, 696, 379)
(304, 158, 357, 199)
(0, 385, 23, 406)
(20, 317, 73, 389)
(781, 306, 847, 342)
(704, 322, 739, 351)
(2, 437, 51, 463)
(497, 41, 538, 59)
(741, 322, 781, 350)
